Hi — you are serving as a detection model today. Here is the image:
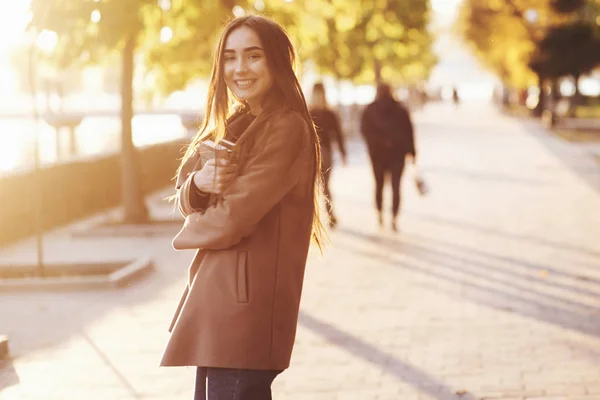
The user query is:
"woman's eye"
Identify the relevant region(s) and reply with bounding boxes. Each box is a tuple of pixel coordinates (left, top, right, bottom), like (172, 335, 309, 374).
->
(249, 53, 261, 60)
(224, 55, 235, 61)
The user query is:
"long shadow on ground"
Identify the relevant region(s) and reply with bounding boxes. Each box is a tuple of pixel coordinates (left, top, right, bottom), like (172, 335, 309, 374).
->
(299, 311, 476, 400)
(335, 227, 600, 339)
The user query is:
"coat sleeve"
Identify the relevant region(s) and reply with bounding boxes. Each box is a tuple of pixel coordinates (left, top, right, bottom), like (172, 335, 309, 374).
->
(176, 171, 211, 218)
(172, 114, 311, 250)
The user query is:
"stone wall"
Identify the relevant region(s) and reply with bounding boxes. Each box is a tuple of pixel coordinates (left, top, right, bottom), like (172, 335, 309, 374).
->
(0, 140, 187, 246)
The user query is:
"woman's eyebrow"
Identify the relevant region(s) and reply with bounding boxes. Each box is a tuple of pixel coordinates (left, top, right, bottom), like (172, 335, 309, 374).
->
(224, 46, 264, 53)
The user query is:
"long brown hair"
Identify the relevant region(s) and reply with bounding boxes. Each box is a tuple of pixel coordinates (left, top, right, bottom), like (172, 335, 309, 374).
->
(177, 15, 328, 251)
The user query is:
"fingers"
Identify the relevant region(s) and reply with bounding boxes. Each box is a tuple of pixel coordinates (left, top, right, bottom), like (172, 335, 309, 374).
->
(214, 158, 231, 166)
(206, 158, 236, 172)
(195, 157, 237, 194)
(205, 157, 232, 166)
(209, 160, 237, 194)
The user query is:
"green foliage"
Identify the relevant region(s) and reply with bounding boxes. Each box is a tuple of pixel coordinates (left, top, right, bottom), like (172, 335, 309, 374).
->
(28, 0, 438, 93)
(146, 0, 437, 91)
(29, 0, 155, 68)
(143, 0, 233, 94)
(551, 0, 586, 14)
(457, 0, 567, 87)
(529, 21, 600, 78)
(305, 0, 437, 84)
(458, 0, 600, 87)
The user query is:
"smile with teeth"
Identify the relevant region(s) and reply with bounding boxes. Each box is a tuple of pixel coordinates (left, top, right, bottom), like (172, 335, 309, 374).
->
(235, 79, 257, 88)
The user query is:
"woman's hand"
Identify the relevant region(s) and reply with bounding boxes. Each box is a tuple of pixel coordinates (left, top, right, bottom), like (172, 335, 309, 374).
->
(193, 158, 237, 195)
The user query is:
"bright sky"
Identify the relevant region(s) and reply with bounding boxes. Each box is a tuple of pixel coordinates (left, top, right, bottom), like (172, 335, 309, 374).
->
(0, 0, 31, 92)
(431, 0, 462, 15)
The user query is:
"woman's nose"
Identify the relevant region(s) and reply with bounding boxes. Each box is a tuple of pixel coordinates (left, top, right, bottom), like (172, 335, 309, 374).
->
(235, 58, 248, 73)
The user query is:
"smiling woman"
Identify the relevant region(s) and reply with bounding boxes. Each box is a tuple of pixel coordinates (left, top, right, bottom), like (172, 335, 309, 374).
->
(161, 14, 327, 400)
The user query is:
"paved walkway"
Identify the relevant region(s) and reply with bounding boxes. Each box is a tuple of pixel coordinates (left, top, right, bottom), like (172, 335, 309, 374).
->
(1, 102, 600, 399)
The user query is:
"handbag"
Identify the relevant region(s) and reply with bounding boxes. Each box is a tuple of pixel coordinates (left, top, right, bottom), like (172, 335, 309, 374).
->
(412, 165, 429, 196)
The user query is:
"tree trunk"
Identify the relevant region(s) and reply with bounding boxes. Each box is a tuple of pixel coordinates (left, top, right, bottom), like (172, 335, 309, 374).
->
(573, 73, 580, 97)
(533, 73, 545, 117)
(374, 59, 382, 84)
(570, 73, 581, 117)
(121, 30, 148, 223)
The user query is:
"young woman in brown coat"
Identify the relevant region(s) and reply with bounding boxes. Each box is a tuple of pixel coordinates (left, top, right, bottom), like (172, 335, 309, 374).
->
(160, 15, 326, 400)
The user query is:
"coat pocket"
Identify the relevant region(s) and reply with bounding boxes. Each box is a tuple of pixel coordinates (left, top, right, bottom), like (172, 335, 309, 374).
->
(237, 252, 249, 303)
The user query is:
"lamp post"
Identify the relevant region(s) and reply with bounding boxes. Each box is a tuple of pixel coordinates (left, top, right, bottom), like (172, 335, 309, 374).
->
(29, 32, 45, 276)
(28, 28, 57, 277)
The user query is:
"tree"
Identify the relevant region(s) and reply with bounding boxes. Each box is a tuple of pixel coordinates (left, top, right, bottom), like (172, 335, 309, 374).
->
(551, 0, 586, 14)
(530, 1, 600, 112)
(145, 0, 309, 94)
(306, 0, 436, 85)
(145, 0, 437, 93)
(144, 0, 236, 94)
(28, 0, 165, 223)
(529, 22, 600, 94)
(457, 0, 549, 88)
(457, 0, 569, 115)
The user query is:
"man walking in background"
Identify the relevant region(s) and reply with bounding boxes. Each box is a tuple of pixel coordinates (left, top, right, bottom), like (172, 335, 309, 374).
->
(360, 83, 416, 232)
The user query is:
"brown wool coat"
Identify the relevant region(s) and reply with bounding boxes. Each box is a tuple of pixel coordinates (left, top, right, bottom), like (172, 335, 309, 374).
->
(160, 108, 315, 370)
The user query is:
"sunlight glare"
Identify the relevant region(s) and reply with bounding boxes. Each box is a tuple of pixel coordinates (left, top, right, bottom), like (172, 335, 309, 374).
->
(36, 30, 58, 54)
(0, 130, 23, 172)
(160, 26, 173, 43)
(232, 6, 245, 17)
(0, 1, 31, 57)
(430, 0, 461, 14)
(91, 9, 102, 24)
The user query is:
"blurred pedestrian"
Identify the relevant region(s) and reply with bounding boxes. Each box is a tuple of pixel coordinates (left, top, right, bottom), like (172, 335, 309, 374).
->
(452, 86, 460, 106)
(161, 15, 327, 400)
(309, 82, 347, 228)
(360, 82, 416, 232)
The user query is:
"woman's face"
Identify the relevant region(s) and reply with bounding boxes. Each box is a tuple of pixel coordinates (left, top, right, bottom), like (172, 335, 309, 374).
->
(223, 26, 274, 114)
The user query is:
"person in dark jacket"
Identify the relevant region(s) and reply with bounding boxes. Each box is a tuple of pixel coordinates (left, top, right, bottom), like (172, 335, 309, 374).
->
(360, 83, 416, 231)
(309, 82, 347, 228)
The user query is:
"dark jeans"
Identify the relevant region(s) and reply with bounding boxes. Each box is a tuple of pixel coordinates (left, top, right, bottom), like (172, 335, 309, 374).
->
(194, 367, 282, 400)
(371, 156, 406, 217)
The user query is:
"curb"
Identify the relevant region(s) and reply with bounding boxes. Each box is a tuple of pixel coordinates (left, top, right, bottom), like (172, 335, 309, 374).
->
(0, 257, 153, 292)
(70, 219, 182, 238)
(0, 335, 8, 359)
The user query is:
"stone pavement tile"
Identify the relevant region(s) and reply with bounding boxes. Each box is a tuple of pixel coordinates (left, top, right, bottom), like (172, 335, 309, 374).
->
(479, 397, 526, 400)
(586, 383, 600, 394)
(523, 397, 569, 400)
(543, 386, 589, 396)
